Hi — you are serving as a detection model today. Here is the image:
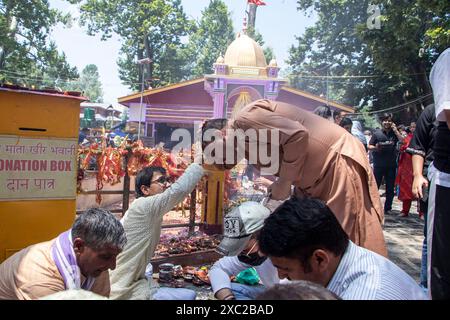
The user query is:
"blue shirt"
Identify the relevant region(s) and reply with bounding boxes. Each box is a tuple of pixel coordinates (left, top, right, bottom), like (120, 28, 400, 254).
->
(327, 241, 428, 300)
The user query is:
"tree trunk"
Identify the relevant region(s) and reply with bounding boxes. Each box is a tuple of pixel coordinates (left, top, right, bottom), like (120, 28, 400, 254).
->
(247, 4, 257, 30)
(137, 45, 144, 88)
(144, 35, 153, 85)
(0, 5, 15, 71)
(122, 152, 131, 216)
(414, 61, 432, 96)
(0, 46, 7, 72)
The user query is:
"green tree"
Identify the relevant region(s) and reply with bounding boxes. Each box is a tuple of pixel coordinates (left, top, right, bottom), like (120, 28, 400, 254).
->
(184, 0, 234, 77)
(288, 1, 385, 108)
(358, 103, 379, 129)
(75, 64, 103, 102)
(77, 0, 194, 90)
(288, 0, 449, 117)
(417, 0, 450, 52)
(263, 46, 274, 65)
(358, 0, 449, 97)
(0, 0, 79, 87)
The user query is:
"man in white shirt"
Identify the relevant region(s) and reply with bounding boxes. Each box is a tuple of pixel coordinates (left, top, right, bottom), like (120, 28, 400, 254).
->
(209, 201, 280, 300)
(109, 163, 205, 300)
(427, 47, 450, 299)
(258, 197, 428, 300)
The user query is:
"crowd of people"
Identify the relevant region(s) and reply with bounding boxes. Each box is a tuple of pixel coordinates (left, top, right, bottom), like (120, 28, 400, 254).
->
(322, 109, 420, 219)
(0, 49, 448, 301)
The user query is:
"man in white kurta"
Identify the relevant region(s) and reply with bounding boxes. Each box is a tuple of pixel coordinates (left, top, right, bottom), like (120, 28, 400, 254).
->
(109, 163, 204, 299)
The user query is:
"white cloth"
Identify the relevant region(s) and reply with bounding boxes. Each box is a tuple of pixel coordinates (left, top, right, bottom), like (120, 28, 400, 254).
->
(209, 256, 279, 295)
(40, 289, 108, 300)
(351, 120, 368, 148)
(52, 230, 95, 291)
(426, 164, 437, 296)
(430, 48, 450, 122)
(109, 163, 204, 300)
(327, 241, 428, 300)
(153, 287, 197, 300)
(428, 162, 450, 188)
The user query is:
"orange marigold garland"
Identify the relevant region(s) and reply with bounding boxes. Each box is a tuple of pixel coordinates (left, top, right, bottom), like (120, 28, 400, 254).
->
(78, 137, 188, 204)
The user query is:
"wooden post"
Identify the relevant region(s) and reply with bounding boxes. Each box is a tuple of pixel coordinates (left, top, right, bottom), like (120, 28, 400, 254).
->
(122, 151, 131, 217)
(188, 150, 197, 237)
(188, 189, 197, 237)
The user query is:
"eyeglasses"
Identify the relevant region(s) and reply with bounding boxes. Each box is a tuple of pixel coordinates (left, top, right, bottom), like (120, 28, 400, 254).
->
(151, 176, 168, 185)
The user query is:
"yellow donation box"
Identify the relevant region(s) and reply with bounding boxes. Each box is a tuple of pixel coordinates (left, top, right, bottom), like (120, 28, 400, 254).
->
(0, 87, 85, 262)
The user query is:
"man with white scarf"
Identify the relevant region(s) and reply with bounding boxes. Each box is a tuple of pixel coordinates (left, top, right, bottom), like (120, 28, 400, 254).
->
(0, 208, 127, 299)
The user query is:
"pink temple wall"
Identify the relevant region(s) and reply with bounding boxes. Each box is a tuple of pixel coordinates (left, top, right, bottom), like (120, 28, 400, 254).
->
(276, 89, 326, 112)
(142, 81, 213, 106)
(123, 80, 349, 125)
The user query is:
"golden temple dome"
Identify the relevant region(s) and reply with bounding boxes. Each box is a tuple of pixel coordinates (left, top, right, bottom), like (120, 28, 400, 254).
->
(224, 33, 267, 68)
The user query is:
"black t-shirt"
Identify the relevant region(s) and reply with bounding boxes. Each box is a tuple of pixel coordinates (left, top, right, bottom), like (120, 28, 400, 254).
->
(434, 123, 450, 173)
(369, 128, 399, 168)
(406, 104, 436, 175)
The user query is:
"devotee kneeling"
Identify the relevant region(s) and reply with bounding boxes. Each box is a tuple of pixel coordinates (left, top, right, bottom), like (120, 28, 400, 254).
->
(209, 201, 281, 300)
(258, 197, 428, 300)
(0, 208, 126, 300)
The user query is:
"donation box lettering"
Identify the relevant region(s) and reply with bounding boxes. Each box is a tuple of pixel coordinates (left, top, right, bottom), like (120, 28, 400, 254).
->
(0, 135, 77, 200)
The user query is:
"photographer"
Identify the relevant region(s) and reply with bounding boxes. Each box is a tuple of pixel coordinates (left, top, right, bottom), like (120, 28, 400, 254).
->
(368, 113, 404, 214)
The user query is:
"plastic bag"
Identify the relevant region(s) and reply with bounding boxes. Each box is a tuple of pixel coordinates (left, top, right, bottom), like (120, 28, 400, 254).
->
(235, 268, 260, 285)
(145, 263, 153, 280)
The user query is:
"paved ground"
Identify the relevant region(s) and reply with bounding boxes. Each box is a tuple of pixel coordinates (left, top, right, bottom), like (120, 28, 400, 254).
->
(382, 197, 425, 282)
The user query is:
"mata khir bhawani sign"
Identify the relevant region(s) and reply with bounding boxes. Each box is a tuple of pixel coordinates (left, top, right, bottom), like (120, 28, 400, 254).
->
(0, 135, 77, 201)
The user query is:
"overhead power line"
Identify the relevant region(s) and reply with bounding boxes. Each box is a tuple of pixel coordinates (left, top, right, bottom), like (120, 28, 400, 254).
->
(0, 69, 143, 87)
(293, 72, 429, 79)
(0, 69, 433, 115)
(350, 93, 433, 116)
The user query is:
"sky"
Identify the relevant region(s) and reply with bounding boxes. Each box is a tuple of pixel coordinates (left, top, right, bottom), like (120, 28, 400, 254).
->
(49, 0, 317, 106)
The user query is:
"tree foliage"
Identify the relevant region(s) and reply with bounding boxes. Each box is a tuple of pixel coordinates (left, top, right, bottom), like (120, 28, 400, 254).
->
(0, 0, 78, 88)
(75, 64, 103, 102)
(416, 0, 450, 52)
(288, 0, 449, 122)
(77, 0, 194, 90)
(184, 0, 234, 78)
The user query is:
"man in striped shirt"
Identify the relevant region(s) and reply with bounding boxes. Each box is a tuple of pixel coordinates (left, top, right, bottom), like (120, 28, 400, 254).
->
(258, 197, 427, 300)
